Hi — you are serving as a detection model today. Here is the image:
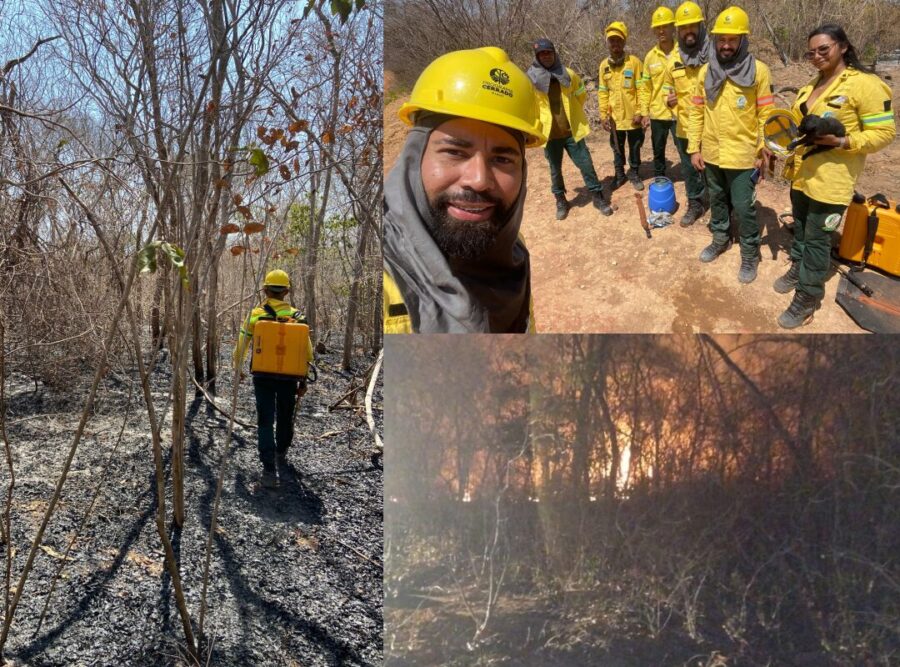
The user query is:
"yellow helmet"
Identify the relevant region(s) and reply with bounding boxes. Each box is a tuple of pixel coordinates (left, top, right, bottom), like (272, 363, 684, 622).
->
(264, 269, 290, 289)
(674, 1, 704, 26)
(711, 6, 750, 35)
(651, 7, 675, 28)
(605, 21, 628, 40)
(398, 47, 546, 148)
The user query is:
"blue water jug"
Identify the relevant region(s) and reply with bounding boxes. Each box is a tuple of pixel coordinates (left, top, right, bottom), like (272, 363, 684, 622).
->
(648, 177, 676, 213)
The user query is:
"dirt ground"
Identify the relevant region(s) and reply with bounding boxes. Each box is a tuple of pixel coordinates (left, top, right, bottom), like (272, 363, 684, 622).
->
(384, 63, 900, 333)
(2, 348, 383, 666)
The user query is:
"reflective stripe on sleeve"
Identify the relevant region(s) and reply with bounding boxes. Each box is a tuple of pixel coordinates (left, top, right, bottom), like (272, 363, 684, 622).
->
(575, 84, 586, 95)
(597, 85, 609, 92)
(756, 95, 774, 106)
(691, 95, 704, 105)
(861, 111, 895, 127)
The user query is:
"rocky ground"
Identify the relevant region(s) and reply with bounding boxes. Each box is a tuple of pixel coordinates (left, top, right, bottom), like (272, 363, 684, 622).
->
(384, 62, 900, 333)
(1, 346, 383, 666)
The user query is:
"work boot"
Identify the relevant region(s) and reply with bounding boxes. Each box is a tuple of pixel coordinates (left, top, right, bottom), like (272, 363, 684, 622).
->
(680, 198, 707, 227)
(592, 189, 613, 216)
(738, 253, 761, 284)
(627, 170, 644, 191)
(699, 238, 732, 263)
(555, 193, 570, 220)
(773, 261, 801, 294)
(612, 171, 628, 190)
(261, 467, 278, 489)
(778, 290, 819, 329)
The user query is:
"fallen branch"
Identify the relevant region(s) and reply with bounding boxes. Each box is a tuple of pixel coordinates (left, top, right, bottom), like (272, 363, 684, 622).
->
(328, 383, 363, 411)
(317, 429, 349, 440)
(365, 349, 383, 451)
(191, 376, 254, 429)
(324, 529, 382, 567)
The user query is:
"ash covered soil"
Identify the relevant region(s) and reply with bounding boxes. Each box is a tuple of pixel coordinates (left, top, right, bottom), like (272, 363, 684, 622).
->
(2, 347, 382, 666)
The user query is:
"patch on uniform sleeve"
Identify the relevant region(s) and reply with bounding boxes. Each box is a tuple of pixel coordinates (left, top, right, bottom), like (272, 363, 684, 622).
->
(388, 303, 408, 317)
(736, 95, 747, 109)
(823, 213, 842, 232)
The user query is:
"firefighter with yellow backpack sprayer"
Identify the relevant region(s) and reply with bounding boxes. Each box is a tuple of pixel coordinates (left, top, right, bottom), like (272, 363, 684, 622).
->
(234, 269, 314, 489)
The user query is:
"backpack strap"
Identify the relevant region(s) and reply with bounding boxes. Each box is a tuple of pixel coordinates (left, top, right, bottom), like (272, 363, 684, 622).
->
(261, 302, 278, 320)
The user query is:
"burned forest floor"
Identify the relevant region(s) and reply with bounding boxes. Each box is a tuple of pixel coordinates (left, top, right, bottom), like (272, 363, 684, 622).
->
(1, 345, 383, 666)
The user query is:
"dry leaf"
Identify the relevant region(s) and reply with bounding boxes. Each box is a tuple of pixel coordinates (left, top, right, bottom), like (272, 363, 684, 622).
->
(230, 246, 246, 256)
(219, 223, 240, 235)
(256, 126, 267, 139)
(321, 130, 334, 144)
(289, 120, 309, 133)
(232, 194, 242, 205)
(295, 534, 319, 551)
(127, 550, 163, 576)
(243, 222, 265, 234)
(237, 206, 252, 219)
(279, 164, 291, 181)
(40, 544, 74, 561)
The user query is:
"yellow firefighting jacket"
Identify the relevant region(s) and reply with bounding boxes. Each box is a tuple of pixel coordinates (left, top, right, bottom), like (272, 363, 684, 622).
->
(790, 67, 896, 206)
(642, 44, 676, 121)
(233, 298, 314, 370)
(382, 271, 536, 334)
(661, 52, 705, 138)
(686, 60, 774, 170)
(535, 68, 591, 143)
(598, 54, 648, 129)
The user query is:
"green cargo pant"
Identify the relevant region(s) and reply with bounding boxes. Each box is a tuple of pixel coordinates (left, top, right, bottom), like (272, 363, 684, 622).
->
(650, 119, 676, 177)
(705, 163, 759, 258)
(543, 135, 604, 196)
(674, 135, 706, 201)
(609, 127, 644, 175)
(789, 188, 846, 300)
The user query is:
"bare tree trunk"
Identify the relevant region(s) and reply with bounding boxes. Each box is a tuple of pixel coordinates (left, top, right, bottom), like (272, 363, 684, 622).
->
(342, 217, 373, 370)
(191, 307, 204, 392)
(206, 253, 220, 396)
(171, 290, 187, 528)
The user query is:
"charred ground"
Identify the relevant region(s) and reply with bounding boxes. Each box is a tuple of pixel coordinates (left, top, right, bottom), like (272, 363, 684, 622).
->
(1, 348, 383, 666)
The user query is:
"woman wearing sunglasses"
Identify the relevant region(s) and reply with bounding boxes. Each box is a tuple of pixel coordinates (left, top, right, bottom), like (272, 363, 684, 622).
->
(772, 24, 895, 328)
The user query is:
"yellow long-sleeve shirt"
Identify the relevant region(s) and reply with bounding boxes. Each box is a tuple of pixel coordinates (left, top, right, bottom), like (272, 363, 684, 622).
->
(642, 44, 676, 121)
(382, 271, 537, 334)
(597, 54, 647, 128)
(686, 60, 774, 170)
(661, 52, 705, 138)
(535, 68, 591, 143)
(790, 67, 896, 205)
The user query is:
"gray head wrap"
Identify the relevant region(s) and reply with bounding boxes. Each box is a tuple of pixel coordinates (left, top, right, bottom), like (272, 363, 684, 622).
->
(704, 35, 756, 103)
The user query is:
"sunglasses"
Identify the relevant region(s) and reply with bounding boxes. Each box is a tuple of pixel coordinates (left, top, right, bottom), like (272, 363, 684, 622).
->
(804, 42, 837, 60)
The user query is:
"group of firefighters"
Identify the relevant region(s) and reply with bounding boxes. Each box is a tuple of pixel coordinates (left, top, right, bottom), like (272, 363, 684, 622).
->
(382, 3, 895, 332)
